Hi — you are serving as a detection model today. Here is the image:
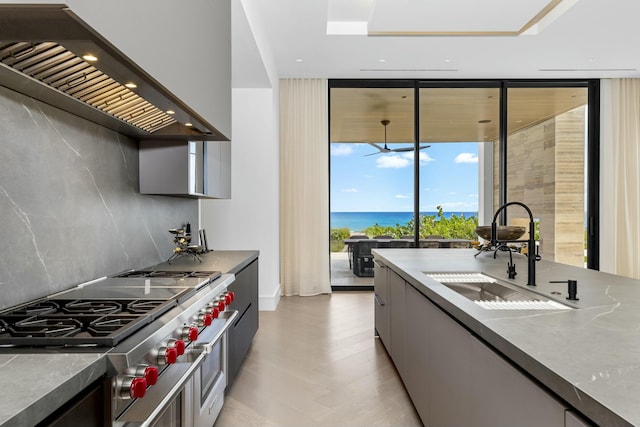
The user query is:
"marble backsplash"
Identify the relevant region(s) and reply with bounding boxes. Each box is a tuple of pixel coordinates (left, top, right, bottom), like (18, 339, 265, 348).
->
(0, 85, 198, 310)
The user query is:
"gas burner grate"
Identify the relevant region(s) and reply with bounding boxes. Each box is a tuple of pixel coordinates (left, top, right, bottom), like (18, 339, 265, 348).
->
(9, 317, 82, 338)
(62, 300, 123, 315)
(125, 300, 167, 314)
(0, 300, 61, 317)
(87, 315, 145, 336)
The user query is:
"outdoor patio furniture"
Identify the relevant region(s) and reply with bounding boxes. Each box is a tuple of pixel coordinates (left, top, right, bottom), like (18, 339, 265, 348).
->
(347, 234, 369, 269)
(354, 240, 379, 277)
(419, 240, 440, 248)
(389, 239, 413, 248)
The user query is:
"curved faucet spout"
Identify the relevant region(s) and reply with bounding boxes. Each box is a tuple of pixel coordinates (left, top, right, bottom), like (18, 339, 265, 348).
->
(490, 201, 538, 286)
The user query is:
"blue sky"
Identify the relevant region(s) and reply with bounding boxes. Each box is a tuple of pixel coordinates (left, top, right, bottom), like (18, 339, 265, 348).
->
(330, 142, 479, 212)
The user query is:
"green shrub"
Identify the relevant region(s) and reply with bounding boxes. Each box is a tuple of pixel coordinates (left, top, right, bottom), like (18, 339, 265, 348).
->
(362, 206, 479, 240)
(330, 227, 351, 252)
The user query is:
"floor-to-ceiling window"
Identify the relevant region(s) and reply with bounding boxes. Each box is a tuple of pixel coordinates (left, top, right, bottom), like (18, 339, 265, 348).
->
(329, 79, 599, 287)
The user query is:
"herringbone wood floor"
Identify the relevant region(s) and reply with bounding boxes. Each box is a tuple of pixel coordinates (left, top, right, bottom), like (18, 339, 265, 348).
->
(214, 292, 422, 427)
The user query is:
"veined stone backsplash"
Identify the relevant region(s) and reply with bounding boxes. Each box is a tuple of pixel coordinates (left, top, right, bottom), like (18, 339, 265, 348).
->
(0, 85, 198, 310)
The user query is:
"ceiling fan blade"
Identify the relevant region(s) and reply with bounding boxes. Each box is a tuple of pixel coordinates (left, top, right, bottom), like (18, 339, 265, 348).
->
(364, 151, 383, 157)
(391, 147, 415, 152)
(419, 145, 431, 150)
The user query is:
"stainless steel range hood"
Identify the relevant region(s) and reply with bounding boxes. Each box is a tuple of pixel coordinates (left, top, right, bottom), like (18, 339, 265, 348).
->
(0, 5, 227, 141)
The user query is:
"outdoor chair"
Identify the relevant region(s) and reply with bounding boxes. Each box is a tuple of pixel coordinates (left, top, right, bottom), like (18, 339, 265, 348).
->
(354, 240, 379, 277)
(424, 235, 444, 239)
(389, 239, 413, 248)
(419, 240, 440, 248)
(449, 240, 471, 248)
(347, 235, 369, 269)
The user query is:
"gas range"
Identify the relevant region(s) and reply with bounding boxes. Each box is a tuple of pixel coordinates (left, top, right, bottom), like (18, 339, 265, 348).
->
(0, 268, 236, 426)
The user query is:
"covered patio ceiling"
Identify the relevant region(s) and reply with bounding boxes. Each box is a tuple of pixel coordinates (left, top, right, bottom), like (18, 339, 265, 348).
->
(330, 86, 588, 144)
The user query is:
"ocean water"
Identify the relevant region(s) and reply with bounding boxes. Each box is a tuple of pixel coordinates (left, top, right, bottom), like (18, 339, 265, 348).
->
(331, 211, 477, 232)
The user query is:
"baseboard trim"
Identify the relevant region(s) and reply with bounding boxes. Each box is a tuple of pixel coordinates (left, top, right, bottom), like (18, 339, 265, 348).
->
(259, 284, 281, 311)
(332, 285, 374, 291)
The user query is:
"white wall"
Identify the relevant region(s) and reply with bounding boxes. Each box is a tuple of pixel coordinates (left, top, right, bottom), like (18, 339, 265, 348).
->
(200, 87, 281, 310)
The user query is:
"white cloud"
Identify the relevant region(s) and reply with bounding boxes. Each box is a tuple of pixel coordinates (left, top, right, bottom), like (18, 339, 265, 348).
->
(342, 188, 358, 193)
(376, 155, 410, 168)
(331, 144, 354, 156)
(401, 151, 434, 166)
(455, 152, 478, 164)
(395, 194, 410, 199)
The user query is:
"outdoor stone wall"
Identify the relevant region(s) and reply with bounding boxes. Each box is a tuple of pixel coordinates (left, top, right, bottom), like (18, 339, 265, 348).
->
(493, 106, 586, 267)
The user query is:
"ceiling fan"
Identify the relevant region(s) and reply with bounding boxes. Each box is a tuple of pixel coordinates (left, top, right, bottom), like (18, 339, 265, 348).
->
(365, 119, 430, 156)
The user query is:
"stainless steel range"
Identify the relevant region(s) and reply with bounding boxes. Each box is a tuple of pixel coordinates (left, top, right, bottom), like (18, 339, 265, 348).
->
(0, 270, 236, 427)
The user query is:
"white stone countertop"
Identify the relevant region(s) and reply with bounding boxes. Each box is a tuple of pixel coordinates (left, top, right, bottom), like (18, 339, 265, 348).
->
(373, 248, 640, 427)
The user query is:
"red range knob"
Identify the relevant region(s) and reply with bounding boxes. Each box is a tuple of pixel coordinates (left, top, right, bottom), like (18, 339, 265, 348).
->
(165, 347, 178, 364)
(203, 313, 213, 326)
(129, 377, 147, 399)
(144, 366, 158, 386)
(187, 326, 198, 341)
(173, 340, 185, 356)
(228, 291, 235, 302)
(217, 300, 225, 311)
(211, 306, 220, 319)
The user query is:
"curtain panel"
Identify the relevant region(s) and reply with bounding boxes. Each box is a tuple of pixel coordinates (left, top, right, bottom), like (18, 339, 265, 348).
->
(279, 79, 331, 296)
(611, 78, 640, 278)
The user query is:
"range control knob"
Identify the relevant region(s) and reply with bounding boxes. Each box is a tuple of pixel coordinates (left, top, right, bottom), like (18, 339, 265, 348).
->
(168, 339, 186, 356)
(224, 292, 232, 305)
(196, 311, 213, 326)
(211, 306, 220, 319)
(215, 298, 226, 311)
(227, 291, 235, 302)
(180, 325, 199, 341)
(143, 366, 159, 386)
(116, 375, 147, 400)
(125, 365, 158, 386)
(156, 346, 178, 365)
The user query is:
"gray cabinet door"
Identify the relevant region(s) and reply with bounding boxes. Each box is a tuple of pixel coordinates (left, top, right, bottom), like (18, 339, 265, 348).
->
(374, 261, 390, 350)
(389, 269, 406, 378)
(427, 297, 472, 427)
(469, 335, 566, 427)
(565, 411, 593, 427)
(404, 284, 430, 425)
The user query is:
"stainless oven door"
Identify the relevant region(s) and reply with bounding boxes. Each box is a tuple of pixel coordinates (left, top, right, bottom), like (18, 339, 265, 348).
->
(113, 310, 238, 427)
(191, 315, 230, 427)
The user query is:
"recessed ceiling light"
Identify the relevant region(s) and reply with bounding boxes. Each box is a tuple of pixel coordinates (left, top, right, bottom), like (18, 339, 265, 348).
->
(379, 59, 386, 63)
(125, 82, 137, 89)
(82, 54, 98, 62)
(444, 59, 451, 63)
(295, 59, 303, 63)
(515, 120, 523, 123)
(185, 122, 193, 127)
(166, 110, 175, 115)
(478, 119, 492, 124)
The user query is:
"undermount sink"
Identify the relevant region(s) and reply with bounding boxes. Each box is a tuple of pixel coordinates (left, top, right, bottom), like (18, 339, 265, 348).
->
(424, 273, 572, 310)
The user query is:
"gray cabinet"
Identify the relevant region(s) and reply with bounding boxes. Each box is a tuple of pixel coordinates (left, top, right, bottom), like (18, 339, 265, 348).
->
(469, 335, 566, 427)
(389, 269, 406, 378)
(565, 411, 594, 427)
(139, 140, 231, 198)
(374, 260, 390, 350)
(227, 259, 259, 389)
(386, 266, 569, 427)
(404, 285, 431, 425)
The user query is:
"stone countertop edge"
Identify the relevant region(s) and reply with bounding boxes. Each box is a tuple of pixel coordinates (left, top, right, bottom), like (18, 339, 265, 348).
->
(0, 353, 107, 427)
(373, 248, 640, 427)
(144, 250, 259, 275)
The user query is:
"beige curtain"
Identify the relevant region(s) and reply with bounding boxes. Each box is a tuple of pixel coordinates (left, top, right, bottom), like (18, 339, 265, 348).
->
(279, 78, 331, 296)
(611, 78, 640, 278)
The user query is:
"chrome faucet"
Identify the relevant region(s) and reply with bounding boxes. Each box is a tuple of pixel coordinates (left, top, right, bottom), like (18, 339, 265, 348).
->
(491, 201, 539, 286)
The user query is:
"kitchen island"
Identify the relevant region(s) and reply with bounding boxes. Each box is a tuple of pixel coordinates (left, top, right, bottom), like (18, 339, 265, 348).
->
(374, 248, 640, 427)
(0, 250, 258, 427)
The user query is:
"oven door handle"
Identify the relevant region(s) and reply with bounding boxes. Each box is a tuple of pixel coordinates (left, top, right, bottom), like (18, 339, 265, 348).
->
(192, 309, 238, 353)
(114, 310, 239, 427)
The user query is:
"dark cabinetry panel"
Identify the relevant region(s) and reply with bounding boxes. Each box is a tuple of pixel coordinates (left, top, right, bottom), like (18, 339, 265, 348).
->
(227, 259, 258, 388)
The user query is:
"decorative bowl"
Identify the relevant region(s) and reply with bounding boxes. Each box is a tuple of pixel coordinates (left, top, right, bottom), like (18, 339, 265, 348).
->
(475, 225, 526, 241)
